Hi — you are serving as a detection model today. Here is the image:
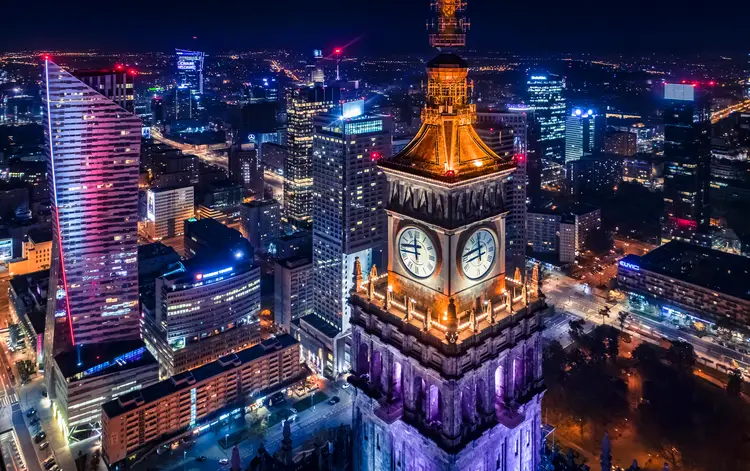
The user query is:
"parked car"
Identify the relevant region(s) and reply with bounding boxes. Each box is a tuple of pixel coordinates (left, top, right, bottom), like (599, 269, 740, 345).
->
(39, 441, 49, 450)
(219, 458, 229, 465)
(196, 456, 207, 462)
(34, 432, 46, 443)
(328, 396, 340, 405)
(26, 408, 36, 417)
(42, 457, 55, 469)
(341, 382, 350, 390)
(30, 417, 40, 426)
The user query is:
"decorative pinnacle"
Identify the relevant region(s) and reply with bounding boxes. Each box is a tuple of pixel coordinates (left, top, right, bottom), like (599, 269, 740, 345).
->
(429, 0, 469, 50)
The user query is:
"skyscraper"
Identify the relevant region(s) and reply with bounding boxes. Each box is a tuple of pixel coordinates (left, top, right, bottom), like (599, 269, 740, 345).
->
(292, 100, 391, 377)
(75, 65, 136, 113)
(175, 48, 205, 94)
(527, 73, 566, 164)
(42, 58, 156, 439)
(661, 83, 712, 246)
(43, 58, 142, 357)
(283, 85, 339, 230)
(564, 107, 602, 163)
(350, 2, 544, 470)
(229, 143, 264, 198)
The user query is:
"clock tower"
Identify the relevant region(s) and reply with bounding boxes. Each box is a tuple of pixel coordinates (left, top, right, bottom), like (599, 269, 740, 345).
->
(348, 1, 546, 470)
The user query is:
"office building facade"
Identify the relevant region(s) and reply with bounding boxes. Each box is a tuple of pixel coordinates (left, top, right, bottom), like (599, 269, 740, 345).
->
(50, 342, 158, 440)
(274, 255, 314, 332)
(42, 58, 142, 358)
(175, 49, 205, 95)
(284, 86, 338, 229)
(661, 83, 712, 246)
(142, 255, 261, 378)
(238, 199, 281, 252)
(75, 67, 135, 113)
(564, 107, 602, 163)
(295, 107, 391, 377)
(229, 144, 264, 198)
(145, 185, 195, 240)
(527, 74, 566, 164)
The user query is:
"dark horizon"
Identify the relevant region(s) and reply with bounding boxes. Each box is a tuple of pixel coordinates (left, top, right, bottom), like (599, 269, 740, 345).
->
(4, 0, 750, 56)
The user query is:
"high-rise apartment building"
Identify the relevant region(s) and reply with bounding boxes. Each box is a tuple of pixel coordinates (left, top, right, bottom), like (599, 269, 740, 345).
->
(604, 130, 637, 156)
(145, 185, 195, 240)
(350, 2, 545, 469)
(238, 199, 281, 252)
(283, 85, 339, 229)
(527, 73, 566, 164)
(565, 107, 602, 163)
(661, 83, 712, 246)
(175, 49, 205, 94)
(42, 58, 142, 357)
(75, 66, 135, 113)
(292, 102, 391, 377)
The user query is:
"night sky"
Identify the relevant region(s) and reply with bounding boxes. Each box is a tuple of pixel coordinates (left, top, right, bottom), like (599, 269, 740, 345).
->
(3, 0, 749, 55)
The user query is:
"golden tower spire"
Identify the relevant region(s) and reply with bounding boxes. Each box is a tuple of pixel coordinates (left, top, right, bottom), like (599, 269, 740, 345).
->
(382, 0, 513, 181)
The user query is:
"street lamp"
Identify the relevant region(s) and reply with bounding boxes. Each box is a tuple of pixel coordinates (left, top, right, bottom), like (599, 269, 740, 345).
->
(183, 450, 187, 471)
(225, 433, 229, 448)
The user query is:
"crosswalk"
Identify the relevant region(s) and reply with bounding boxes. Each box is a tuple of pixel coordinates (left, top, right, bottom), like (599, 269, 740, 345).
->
(0, 393, 18, 408)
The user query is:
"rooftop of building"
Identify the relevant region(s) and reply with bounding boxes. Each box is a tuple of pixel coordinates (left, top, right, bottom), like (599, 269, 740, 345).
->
(277, 255, 312, 270)
(295, 314, 341, 339)
(148, 184, 194, 193)
(26, 228, 52, 244)
(528, 202, 600, 218)
(73, 67, 132, 78)
(619, 240, 750, 301)
(9, 270, 49, 298)
(241, 199, 280, 209)
(54, 340, 156, 382)
(102, 335, 298, 419)
(278, 230, 311, 242)
(138, 242, 180, 261)
(185, 218, 243, 243)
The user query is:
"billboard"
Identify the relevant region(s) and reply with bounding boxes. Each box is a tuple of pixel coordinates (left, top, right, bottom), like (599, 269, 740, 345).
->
(664, 83, 695, 102)
(147, 190, 156, 222)
(0, 239, 12, 262)
(342, 99, 365, 119)
(176, 49, 204, 72)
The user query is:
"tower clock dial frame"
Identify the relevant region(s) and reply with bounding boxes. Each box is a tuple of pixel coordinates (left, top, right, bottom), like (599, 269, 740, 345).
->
(458, 227, 498, 281)
(396, 225, 439, 279)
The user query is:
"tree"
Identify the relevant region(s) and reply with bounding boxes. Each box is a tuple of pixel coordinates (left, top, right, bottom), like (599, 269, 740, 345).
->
(605, 326, 620, 361)
(727, 369, 743, 397)
(568, 318, 585, 340)
(617, 311, 630, 331)
(543, 340, 568, 384)
(666, 340, 695, 375)
(599, 305, 611, 325)
(632, 342, 661, 377)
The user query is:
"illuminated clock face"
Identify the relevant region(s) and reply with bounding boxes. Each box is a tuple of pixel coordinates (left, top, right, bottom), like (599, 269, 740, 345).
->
(398, 226, 437, 279)
(461, 229, 496, 280)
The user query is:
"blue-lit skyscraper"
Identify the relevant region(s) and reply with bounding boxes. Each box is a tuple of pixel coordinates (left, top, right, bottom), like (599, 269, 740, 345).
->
(291, 100, 391, 377)
(527, 73, 566, 164)
(175, 48, 205, 94)
(565, 107, 602, 163)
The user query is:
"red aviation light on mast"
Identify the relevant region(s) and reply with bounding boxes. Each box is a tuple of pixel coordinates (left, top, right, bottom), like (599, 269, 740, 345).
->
(115, 64, 124, 71)
(42, 54, 51, 61)
(128, 69, 137, 76)
(334, 48, 342, 55)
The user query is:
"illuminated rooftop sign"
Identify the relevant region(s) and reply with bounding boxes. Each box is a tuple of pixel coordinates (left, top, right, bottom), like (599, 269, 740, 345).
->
(619, 261, 640, 271)
(195, 267, 233, 280)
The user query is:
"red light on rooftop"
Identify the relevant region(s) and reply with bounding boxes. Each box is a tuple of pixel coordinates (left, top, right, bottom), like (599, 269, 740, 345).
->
(42, 54, 51, 61)
(445, 169, 456, 177)
(681, 80, 686, 84)
(371, 152, 381, 161)
(334, 48, 342, 54)
(128, 69, 137, 75)
(115, 64, 124, 70)
(515, 154, 525, 162)
(709, 81, 715, 86)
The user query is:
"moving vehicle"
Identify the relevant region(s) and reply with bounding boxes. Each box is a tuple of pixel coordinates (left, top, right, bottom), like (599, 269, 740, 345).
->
(219, 458, 229, 465)
(328, 396, 340, 405)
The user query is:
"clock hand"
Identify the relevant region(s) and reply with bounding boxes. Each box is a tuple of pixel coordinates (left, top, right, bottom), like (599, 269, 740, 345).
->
(463, 246, 481, 259)
(466, 249, 486, 264)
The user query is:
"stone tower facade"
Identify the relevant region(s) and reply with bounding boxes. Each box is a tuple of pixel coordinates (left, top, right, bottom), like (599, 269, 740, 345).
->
(348, 1, 546, 470)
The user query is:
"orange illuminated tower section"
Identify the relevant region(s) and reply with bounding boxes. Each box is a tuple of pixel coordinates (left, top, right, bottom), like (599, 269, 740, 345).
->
(349, 1, 546, 470)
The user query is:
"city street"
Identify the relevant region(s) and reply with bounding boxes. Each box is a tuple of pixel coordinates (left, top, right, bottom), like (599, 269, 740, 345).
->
(542, 270, 750, 374)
